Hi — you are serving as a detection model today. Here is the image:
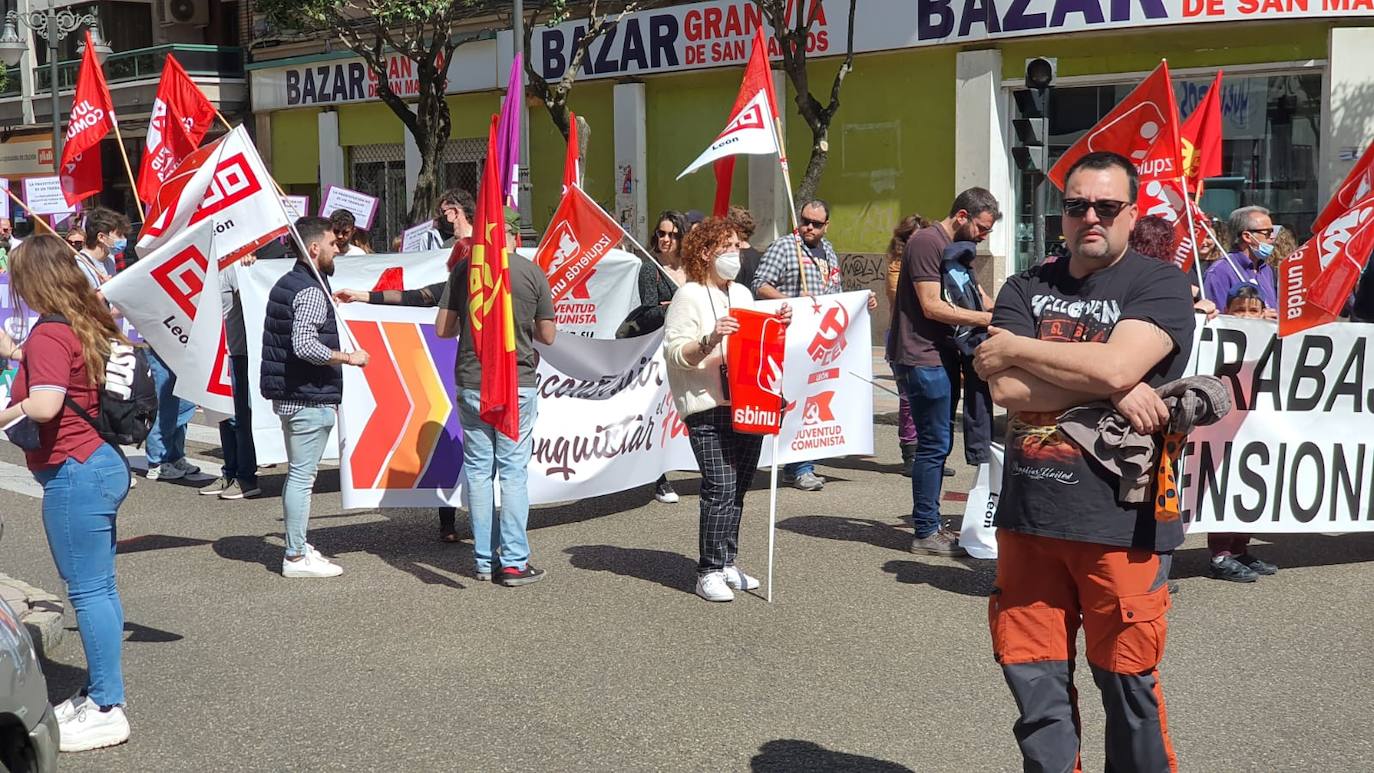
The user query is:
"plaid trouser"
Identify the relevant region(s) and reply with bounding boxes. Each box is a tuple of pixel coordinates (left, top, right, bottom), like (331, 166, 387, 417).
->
(685, 407, 765, 573)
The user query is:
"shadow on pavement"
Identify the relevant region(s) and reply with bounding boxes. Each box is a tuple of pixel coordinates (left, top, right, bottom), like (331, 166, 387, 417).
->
(778, 515, 911, 552)
(881, 559, 995, 598)
(116, 534, 213, 555)
(563, 544, 696, 593)
(750, 739, 914, 772)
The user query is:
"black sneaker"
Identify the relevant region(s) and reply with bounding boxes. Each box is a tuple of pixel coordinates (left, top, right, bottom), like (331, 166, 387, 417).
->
(900, 443, 916, 477)
(943, 465, 956, 477)
(1235, 553, 1278, 575)
(498, 565, 546, 587)
(1167, 581, 1180, 595)
(1209, 555, 1258, 583)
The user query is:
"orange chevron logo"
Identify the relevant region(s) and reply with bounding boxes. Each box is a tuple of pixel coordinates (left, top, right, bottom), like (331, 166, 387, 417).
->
(346, 319, 463, 490)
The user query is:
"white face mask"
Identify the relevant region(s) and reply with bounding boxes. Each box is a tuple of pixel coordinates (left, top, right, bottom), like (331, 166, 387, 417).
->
(715, 250, 741, 281)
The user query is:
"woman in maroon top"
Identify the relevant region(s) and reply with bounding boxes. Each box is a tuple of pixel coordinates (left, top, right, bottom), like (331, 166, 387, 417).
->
(0, 235, 132, 753)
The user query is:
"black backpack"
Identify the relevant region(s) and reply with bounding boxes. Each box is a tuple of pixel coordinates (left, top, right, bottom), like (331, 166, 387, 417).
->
(32, 316, 159, 448)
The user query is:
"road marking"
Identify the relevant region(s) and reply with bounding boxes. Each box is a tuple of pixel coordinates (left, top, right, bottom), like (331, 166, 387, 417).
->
(0, 461, 42, 499)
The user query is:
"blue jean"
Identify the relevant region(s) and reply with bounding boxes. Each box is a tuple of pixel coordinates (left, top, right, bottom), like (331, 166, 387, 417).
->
(145, 349, 195, 466)
(279, 406, 336, 557)
(33, 443, 129, 707)
(458, 387, 537, 573)
(784, 460, 815, 478)
(218, 355, 258, 486)
(896, 363, 953, 538)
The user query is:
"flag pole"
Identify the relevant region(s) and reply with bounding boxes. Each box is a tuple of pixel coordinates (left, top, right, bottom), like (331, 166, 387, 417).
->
(771, 119, 813, 297)
(108, 119, 145, 221)
(215, 113, 292, 202)
(767, 431, 779, 603)
(1180, 176, 1208, 301)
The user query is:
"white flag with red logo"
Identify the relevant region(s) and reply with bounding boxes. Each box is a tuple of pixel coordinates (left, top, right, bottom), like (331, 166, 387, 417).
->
(59, 30, 115, 206)
(138, 125, 291, 269)
(136, 56, 216, 206)
(102, 219, 233, 413)
(678, 28, 781, 179)
(534, 185, 628, 303)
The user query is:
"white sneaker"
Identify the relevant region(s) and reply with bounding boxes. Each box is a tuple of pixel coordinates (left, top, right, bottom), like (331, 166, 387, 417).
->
(171, 457, 202, 476)
(723, 565, 760, 591)
(145, 463, 183, 481)
(305, 544, 335, 564)
(58, 702, 130, 752)
(282, 551, 343, 578)
(695, 571, 734, 602)
(53, 691, 91, 722)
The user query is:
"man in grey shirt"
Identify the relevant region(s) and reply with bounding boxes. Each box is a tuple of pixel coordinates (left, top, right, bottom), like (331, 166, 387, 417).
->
(200, 257, 262, 500)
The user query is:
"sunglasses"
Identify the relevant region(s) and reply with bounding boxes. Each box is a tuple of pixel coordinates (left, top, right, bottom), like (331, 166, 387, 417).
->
(67, 240, 84, 248)
(1062, 198, 1130, 219)
(1245, 226, 1281, 241)
(800, 217, 828, 229)
(654, 229, 680, 240)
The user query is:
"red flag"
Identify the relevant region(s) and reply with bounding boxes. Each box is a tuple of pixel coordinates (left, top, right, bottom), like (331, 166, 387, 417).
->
(712, 157, 735, 217)
(727, 308, 786, 435)
(678, 28, 781, 179)
(1313, 142, 1374, 234)
(468, 115, 519, 440)
(59, 30, 115, 206)
(136, 56, 216, 206)
(1167, 196, 1215, 275)
(561, 111, 581, 193)
(1049, 61, 1181, 190)
(1299, 192, 1374, 320)
(1179, 71, 1224, 191)
(534, 184, 628, 303)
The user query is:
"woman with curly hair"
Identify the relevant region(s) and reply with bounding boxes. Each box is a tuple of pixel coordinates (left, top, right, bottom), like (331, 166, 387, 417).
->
(663, 217, 791, 602)
(0, 235, 133, 752)
(885, 214, 929, 474)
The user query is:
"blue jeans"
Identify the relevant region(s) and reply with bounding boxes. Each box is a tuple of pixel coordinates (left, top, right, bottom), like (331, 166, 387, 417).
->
(458, 387, 537, 574)
(279, 406, 336, 557)
(784, 460, 815, 478)
(145, 349, 195, 466)
(896, 363, 953, 538)
(33, 443, 130, 707)
(219, 355, 258, 486)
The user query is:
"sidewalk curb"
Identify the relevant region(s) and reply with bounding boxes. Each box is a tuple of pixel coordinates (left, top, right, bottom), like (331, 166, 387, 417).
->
(0, 573, 65, 659)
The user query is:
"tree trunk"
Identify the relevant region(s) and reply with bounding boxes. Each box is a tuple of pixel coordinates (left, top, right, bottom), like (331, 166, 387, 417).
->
(405, 77, 451, 223)
(797, 130, 829, 206)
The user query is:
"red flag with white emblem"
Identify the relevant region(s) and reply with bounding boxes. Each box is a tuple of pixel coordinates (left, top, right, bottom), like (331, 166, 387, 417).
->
(1313, 142, 1374, 234)
(59, 30, 115, 206)
(136, 55, 216, 206)
(534, 185, 627, 304)
(1049, 61, 1181, 191)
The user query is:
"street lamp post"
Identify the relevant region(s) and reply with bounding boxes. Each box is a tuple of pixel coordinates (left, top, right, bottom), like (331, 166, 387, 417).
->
(0, 5, 110, 165)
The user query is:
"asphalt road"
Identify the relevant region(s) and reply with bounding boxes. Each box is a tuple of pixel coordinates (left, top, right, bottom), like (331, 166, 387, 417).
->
(2, 422, 1374, 772)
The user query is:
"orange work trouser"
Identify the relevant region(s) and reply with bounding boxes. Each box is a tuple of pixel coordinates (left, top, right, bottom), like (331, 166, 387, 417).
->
(989, 529, 1178, 773)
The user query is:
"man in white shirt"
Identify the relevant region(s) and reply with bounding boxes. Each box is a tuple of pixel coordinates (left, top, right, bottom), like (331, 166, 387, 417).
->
(74, 208, 130, 289)
(330, 209, 367, 256)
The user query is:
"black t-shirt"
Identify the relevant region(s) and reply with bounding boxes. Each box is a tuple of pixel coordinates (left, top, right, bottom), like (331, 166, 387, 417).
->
(991, 251, 1196, 552)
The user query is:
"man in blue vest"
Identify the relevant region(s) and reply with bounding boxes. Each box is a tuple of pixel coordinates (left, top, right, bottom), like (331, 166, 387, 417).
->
(260, 216, 370, 578)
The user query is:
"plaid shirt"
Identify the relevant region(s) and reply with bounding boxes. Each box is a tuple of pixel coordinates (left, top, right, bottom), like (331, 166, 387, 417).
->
(273, 286, 338, 416)
(750, 233, 843, 298)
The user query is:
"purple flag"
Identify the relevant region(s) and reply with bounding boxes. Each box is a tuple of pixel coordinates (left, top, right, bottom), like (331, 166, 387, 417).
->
(496, 52, 523, 209)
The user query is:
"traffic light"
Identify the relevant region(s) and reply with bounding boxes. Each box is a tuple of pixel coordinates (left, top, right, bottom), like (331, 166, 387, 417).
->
(1011, 57, 1055, 173)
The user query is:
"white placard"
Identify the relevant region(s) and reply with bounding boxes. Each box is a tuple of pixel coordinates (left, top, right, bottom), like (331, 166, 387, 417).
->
(319, 185, 379, 230)
(0, 180, 10, 221)
(400, 222, 434, 253)
(22, 176, 75, 216)
(281, 195, 309, 221)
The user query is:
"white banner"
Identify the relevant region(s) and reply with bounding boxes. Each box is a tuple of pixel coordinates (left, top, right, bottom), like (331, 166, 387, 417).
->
(336, 290, 874, 509)
(540, 246, 642, 339)
(237, 250, 454, 464)
(1182, 318, 1374, 533)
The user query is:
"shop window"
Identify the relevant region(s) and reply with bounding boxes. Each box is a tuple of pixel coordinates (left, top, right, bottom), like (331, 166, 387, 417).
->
(1012, 71, 1322, 272)
(349, 143, 405, 252)
(439, 138, 486, 200)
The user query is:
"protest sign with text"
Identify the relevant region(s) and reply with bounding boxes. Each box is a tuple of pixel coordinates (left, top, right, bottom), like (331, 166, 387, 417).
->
(319, 186, 379, 230)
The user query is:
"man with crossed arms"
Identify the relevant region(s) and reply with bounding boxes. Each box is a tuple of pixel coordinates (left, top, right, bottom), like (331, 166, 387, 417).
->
(975, 151, 1196, 772)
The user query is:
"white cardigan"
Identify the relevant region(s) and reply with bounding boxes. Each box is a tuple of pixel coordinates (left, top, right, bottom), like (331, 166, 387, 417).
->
(663, 280, 757, 418)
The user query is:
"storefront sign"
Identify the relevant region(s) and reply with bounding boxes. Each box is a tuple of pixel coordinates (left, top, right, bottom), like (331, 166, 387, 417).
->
(320, 185, 379, 230)
(22, 176, 75, 216)
(0, 137, 55, 177)
(531, 0, 1374, 81)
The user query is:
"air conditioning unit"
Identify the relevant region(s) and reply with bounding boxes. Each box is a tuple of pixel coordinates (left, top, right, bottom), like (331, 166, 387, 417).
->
(161, 0, 209, 27)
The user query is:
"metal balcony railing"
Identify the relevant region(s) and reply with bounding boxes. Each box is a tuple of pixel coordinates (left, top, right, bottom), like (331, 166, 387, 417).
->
(27, 44, 244, 95)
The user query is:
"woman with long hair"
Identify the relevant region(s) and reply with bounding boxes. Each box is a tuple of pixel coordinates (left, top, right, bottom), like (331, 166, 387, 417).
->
(885, 214, 929, 474)
(622, 209, 689, 504)
(663, 217, 791, 602)
(0, 235, 133, 752)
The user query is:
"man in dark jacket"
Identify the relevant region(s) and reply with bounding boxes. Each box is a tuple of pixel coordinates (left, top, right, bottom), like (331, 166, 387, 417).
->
(260, 216, 370, 578)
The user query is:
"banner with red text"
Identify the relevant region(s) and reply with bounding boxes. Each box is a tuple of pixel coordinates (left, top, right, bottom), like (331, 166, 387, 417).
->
(544, 246, 643, 339)
(333, 291, 873, 509)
